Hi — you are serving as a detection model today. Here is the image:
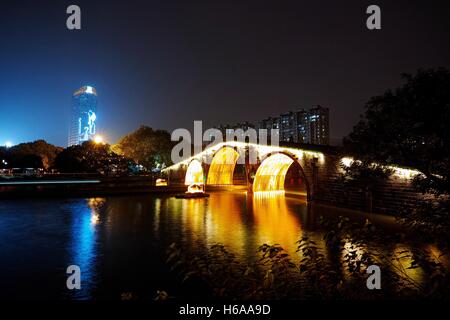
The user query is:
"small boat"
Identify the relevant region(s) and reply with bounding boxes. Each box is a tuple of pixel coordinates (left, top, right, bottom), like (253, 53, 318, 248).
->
(175, 183, 210, 199)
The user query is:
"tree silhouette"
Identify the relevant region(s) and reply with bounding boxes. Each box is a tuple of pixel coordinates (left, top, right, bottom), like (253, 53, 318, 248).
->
(344, 68, 450, 196)
(54, 141, 133, 175)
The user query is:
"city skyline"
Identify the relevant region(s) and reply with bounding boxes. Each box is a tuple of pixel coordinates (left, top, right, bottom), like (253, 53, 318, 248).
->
(215, 105, 330, 145)
(1, 0, 450, 147)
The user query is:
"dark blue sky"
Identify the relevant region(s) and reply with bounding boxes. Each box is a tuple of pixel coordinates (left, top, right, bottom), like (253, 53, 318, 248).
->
(0, 0, 449, 147)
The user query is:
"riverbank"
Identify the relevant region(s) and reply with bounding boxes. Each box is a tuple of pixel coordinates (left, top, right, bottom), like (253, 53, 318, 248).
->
(0, 176, 187, 199)
(0, 176, 257, 199)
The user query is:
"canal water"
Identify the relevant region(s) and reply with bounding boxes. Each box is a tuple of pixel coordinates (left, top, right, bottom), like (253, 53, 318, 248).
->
(0, 191, 428, 300)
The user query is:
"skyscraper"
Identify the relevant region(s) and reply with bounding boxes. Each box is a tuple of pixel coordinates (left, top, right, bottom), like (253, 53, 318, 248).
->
(68, 86, 98, 147)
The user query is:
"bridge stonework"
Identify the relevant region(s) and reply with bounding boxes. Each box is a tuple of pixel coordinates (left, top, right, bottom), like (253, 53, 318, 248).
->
(164, 143, 421, 215)
(302, 153, 420, 214)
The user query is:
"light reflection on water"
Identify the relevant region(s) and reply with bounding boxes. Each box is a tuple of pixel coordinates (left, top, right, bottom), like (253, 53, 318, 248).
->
(0, 191, 439, 299)
(64, 198, 103, 300)
(158, 192, 427, 286)
(251, 194, 303, 255)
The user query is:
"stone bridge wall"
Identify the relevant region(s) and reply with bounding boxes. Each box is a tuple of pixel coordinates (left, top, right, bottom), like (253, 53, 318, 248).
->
(301, 153, 420, 214)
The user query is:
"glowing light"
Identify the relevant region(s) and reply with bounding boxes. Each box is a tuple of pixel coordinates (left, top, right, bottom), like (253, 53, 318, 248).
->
(156, 178, 168, 186)
(340, 157, 422, 180)
(206, 147, 240, 185)
(341, 157, 354, 167)
(185, 160, 204, 185)
(94, 135, 104, 144)
(4, 141, 13, 148)
(74, 85, 97, 97)
(162, 141, 325, 172)
(187, 183, 204, 193)
(90, 213, 100, 225)
(253, 190, 286, 198)
(253, 153, 294, 192)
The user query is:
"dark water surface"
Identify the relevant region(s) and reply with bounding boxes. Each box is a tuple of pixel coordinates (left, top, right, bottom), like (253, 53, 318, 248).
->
(0, 191, 428, 300)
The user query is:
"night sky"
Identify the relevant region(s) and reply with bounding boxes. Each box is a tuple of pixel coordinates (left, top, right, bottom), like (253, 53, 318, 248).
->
(0, 0, 449, 147)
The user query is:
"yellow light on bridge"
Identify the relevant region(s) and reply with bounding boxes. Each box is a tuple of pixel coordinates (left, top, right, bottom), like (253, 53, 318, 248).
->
(253, 153, 294, 192)
(185, 159, 204, 185)
(340, 157, 421, 180)
(341, 157, 354, 167)
(162, 141, 326, 173)
(207, 147, 240, 185)
(156, 178, 168, 186)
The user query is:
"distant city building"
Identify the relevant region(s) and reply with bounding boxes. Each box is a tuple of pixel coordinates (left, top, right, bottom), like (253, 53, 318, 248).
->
(305, 105, 329, 145)
(257, 116, 280, 144)
(213, 105, 329, 146)
(279, 111, 297, 142)
(258, 117, 280, 131)
(258, 105, 329, 145)
(68, 86, 98, 147)
(214, 121, 256, 141)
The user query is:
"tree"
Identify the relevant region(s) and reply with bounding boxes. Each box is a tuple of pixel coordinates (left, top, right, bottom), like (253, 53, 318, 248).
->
(343, 68, 450, 242)
(0, 147, 8, 168)
(113, 125, 173, 171)
(3, 140, 62, 170)
(340, 160, 392, 212)
(54, 141, 133, 175)
(344, 68, 450, 196)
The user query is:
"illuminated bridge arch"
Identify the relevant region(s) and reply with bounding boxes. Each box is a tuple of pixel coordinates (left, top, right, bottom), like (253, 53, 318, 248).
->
(185, 159, 204, 185)
(253, 152, 310, 199)
(207, 146, 240, 185)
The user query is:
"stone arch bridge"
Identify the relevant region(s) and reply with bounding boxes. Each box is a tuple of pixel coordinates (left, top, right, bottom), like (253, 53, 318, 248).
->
(162, 142, 421, 214)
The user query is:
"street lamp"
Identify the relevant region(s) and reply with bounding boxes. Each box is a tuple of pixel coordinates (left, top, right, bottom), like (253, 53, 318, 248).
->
(94, 135, 104, 144)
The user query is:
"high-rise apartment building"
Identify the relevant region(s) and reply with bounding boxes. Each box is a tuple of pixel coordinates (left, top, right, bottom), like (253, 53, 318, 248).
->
(258, 105, 329, 145)
(305, 105, 329, 145)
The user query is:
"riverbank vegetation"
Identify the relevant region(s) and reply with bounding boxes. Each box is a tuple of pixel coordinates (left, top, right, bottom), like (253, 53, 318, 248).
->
(0, 126, 173, 175)
(164, 215, 449, 300)
(342, 68, 450, 239)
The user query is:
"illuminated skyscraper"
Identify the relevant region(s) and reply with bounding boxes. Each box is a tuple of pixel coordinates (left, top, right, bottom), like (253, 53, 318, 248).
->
(68, 86, 98, 147)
